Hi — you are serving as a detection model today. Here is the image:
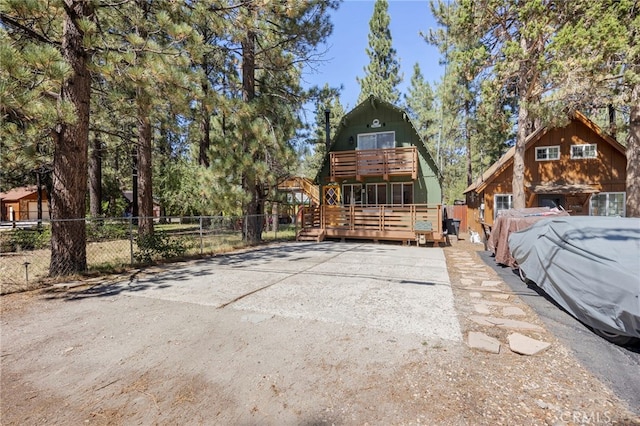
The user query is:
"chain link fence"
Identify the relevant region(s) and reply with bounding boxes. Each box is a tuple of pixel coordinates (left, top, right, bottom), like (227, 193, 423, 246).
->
(0, 214, 297, 294)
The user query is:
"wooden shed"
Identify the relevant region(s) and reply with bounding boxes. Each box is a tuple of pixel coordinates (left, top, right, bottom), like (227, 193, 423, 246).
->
(298, 95, 444, 244)
(0, 186, 50, 222)
(464, 111, 627, 234)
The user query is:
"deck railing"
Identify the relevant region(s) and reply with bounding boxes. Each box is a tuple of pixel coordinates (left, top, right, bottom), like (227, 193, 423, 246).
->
(299, 204, 443, 242)
(329, 147, 418, 181)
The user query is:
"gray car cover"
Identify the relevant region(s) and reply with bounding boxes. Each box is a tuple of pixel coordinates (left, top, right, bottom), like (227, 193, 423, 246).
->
(509, 216, 640, 339)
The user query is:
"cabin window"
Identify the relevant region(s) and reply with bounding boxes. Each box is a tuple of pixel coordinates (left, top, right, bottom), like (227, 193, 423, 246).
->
(494, 194, 513, 219)
(535, 146, 560, 161)
(391, 183, 413, 206)
(366, 183, 387, 205)
(342, 184, 362, 205)
(570, 144, 597, 159)
(357, 131, 395, 150)
(590, 192, 625, 217)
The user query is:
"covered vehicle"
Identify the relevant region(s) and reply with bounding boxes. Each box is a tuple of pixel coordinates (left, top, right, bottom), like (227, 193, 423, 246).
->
(509, 216, 640, 345)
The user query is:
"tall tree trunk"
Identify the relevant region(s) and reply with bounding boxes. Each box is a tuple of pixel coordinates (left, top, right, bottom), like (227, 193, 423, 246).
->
(158, 121, 170, 224)
(199, 83, 211, 167)
(50, 0, 93, 276)
(512, 102, 528, 209)
(464, 98, 473, 188)
(608, 104, 617, 138)
(131, 144, 138, 219)
(89, 136, 102, 217)
(137, 103, 154, 236)
(626, 84, 640, 217)
(241, 10, 262, 244)
(35, 170, 43, 227)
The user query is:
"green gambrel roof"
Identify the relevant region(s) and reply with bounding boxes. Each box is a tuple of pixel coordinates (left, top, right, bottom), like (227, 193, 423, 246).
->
(317, 95, 440, 182)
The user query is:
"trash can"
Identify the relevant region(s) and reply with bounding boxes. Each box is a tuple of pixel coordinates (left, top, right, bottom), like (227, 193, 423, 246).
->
(452, 219, 461, 237)
(446, 218, 461, 237)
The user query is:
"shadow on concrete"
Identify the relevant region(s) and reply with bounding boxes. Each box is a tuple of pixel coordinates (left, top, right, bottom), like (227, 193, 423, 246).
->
(41, 241, 445, 302)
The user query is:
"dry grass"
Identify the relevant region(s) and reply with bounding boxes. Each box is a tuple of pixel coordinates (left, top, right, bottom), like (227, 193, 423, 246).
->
(0, 227, 296, 295)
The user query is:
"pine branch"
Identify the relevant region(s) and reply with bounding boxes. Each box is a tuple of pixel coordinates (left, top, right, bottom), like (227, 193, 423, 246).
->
(0, 13, 59, 46)
(96, 0, 130, 7)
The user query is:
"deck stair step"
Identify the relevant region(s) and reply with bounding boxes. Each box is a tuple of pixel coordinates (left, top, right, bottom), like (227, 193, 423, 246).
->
(297, 228, 325, 242)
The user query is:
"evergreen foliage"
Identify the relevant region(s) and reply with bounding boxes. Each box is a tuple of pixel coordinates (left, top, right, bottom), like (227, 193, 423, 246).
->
(357, 0, 402, 105)
(299, 84, 345, 179)
(404, 63, 436, 144)
(1, 0, 338, 275)
(430, 0, 637, 212)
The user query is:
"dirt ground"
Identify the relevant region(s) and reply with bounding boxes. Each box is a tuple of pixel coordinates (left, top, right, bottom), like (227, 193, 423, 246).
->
(1, 237, 639, 425)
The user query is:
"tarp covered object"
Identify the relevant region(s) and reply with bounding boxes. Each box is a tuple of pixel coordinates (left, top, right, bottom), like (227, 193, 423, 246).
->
(509, 216, 640, 339)
(488, 207, 569, 267)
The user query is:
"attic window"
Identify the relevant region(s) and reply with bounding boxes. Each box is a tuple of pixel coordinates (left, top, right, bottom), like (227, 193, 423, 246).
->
(535, 146, 560, 161)
(357, 131, 395, 150)
(571, 144, 597, 159)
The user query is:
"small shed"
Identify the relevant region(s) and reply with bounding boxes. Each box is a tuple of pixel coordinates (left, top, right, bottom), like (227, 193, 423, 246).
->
(0, 186, 50, 221)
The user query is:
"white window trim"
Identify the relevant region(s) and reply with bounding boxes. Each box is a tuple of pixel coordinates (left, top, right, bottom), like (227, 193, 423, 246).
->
(570, 144, 597, 159)
(494, 194, 513, 220)
(357, 131, 395, 150)
(535, 145, 560, 161)
(589, 192, 626, 217)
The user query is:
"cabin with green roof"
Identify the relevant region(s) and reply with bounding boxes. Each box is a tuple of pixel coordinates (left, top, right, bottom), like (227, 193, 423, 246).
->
(298, 95, 445, 245)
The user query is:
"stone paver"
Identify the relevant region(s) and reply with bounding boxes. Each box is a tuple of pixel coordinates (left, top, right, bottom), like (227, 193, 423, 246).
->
(474, 304, 491, 314)
(469, 315, 544, 331)
(508, 332, 551, 355)
(503, 306, 526, 317)
(468, 331, 501, 354)
(492, 294, 511, 300)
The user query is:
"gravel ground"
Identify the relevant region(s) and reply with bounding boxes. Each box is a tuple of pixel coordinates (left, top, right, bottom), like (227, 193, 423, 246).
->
(1, 239, 639, 425)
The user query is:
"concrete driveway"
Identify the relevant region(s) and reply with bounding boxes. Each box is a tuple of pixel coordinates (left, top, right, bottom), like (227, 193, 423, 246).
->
(1, 241, 464, 425)
(119, 241, 462, 341)
(4, 240, 639, 425)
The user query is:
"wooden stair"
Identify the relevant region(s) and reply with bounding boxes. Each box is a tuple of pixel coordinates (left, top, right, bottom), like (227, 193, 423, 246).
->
(277, 176, 320, 206)
(296, 228, 325, 242)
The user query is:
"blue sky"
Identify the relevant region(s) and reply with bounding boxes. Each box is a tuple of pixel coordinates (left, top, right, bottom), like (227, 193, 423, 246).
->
(302, 0, 445, 112)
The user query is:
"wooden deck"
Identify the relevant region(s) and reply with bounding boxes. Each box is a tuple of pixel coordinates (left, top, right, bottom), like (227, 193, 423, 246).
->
(329, 147, 418, 181)
(298, 204, 444, 244)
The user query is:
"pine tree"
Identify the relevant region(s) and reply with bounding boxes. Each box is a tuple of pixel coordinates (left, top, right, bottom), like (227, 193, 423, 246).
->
(300, 85, 345, 179)
(1, 1, 95, 275)
(94, 1, 199, 236)
(549, 0, 639, 216)
(357, 0, 402, 105)
(442, 0, 578, 209)
(0, 5, 66, 190)
(404, 63, 436, 145)
(231, 0, 338, 243)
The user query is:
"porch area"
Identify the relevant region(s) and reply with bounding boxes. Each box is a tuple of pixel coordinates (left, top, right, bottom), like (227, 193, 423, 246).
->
(297, 204, 444, 245)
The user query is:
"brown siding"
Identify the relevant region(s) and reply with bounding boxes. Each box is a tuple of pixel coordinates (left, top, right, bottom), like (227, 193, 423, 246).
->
(467, 116, 627, 232)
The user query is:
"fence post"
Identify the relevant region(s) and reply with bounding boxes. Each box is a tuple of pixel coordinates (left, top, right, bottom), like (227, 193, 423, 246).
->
(199, 216, 204, 255)
(243, 214, 248, 240)
(129, 216, 134, 265)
